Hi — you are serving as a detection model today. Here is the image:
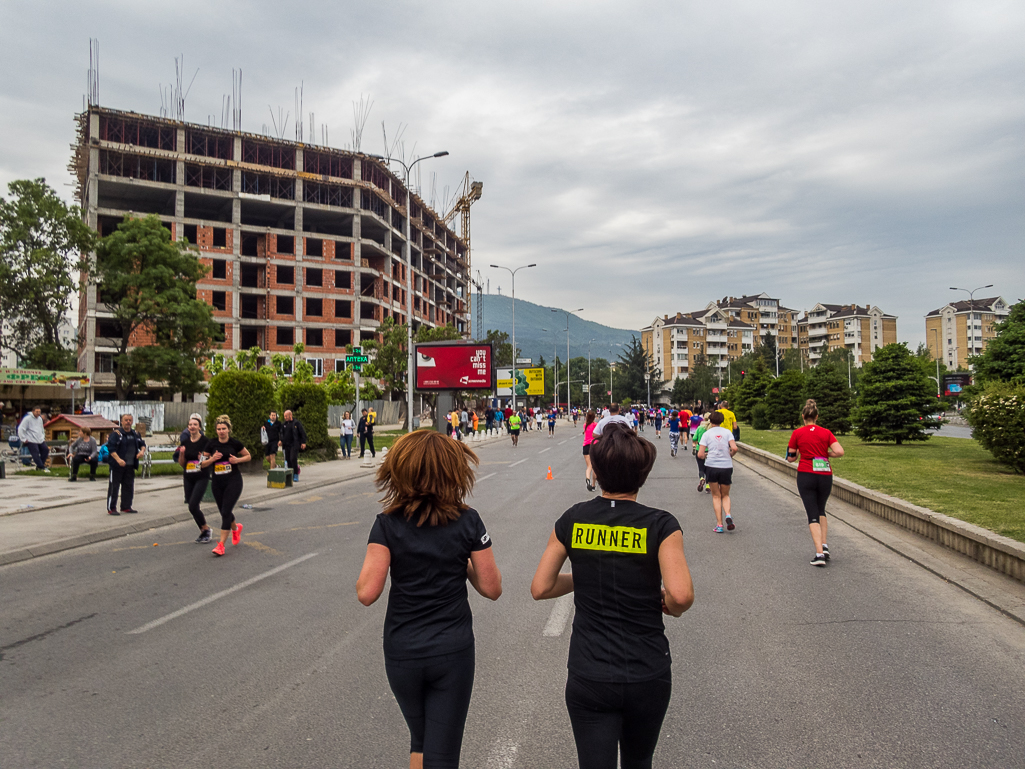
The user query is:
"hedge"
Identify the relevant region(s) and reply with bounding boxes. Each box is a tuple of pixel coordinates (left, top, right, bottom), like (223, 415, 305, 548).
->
(278, 382, 333, 452)
(206, 371, 277, 473)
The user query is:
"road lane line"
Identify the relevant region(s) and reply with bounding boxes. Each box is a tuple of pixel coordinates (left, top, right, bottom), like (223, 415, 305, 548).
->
(539, 447, 551, 454)
(509, 459, 527, 467)
(479, 472, 497, 481)
(542, 593, 574, 637)
(126, 553, 319, 634)
(558, 440, 567, 445)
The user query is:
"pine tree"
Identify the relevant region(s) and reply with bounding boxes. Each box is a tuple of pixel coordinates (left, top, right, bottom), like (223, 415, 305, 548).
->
(804, 363, 853, 434)
(764, 369, 806, 429)
(853, 343, 938, 444)
(734, 358, 772, 421)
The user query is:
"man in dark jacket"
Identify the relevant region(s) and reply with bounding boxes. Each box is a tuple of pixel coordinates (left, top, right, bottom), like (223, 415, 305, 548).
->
(106, 414, 146, 515)
(357, 408, 375, 459)
(264, 411, 283, 469)
(280, 409, 307, 482)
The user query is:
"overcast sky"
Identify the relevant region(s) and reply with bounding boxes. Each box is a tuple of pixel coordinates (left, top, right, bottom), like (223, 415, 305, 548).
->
(2, 1, 1022, 347)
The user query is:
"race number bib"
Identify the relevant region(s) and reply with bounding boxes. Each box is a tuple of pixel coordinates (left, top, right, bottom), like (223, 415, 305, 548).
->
(185, 461, 201, 474)
(812, 457, 831, 472)
(214, 462, 232, 476)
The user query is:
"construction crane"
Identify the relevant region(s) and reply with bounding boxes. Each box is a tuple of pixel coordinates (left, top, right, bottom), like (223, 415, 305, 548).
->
(443, 173, 483, 337)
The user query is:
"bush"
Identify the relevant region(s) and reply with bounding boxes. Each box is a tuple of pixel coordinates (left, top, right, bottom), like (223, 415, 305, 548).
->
(206, 371, 276, 473)
(764, 369, 806, 429)
(751, 401, 771, 430)
(278, 382, 333, 453)
(965, 382, 1025, 474)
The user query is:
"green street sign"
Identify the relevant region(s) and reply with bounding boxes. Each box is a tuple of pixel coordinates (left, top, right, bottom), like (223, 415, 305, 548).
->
(345, 349, 369, 372)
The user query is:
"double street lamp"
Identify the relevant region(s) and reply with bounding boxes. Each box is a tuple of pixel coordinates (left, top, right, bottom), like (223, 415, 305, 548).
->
(491, 262, 536, 409)
(381, 151, 449, 433)
(950, 284, 993, 362)
(551, 308, 583, 417)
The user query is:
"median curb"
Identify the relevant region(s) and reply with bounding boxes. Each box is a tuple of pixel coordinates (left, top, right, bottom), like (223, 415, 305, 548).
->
(736, 442, 1025, 584)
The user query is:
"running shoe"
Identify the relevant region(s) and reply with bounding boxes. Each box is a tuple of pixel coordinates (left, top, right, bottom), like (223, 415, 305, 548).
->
(822, 544, 830, 561)
(107, 509, 120, 516)
(725, 515, 735, 531)
(697, 478, 705, 492)
(810, 554, 827, 567)
(713, 525, 724, 533)
(196, 530, 212, 544)
(212, 542, 225, 556)
(232, 523, 243, 546)
(706, 487, 711, 494)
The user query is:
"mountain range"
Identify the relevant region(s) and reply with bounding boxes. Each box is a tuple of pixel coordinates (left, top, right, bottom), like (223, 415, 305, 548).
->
(478, 293, 639, 365)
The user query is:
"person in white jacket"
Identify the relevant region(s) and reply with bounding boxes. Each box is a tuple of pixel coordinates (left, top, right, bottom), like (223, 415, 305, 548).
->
(18, 406, 48, 471)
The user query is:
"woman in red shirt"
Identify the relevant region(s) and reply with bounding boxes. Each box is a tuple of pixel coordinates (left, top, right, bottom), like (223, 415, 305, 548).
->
(582, 410, 597, 492)
(786, 399, 845, 567)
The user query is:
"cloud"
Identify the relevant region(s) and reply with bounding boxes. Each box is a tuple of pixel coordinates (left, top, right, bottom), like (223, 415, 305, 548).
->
(1, 0, 1022, 347)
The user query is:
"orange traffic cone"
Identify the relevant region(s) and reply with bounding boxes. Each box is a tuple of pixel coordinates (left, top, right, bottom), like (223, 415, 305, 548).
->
(546, 466, 553, 480)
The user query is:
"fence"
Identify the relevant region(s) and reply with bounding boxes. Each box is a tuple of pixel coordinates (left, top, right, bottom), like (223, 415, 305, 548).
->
(328, 400, 401, 427)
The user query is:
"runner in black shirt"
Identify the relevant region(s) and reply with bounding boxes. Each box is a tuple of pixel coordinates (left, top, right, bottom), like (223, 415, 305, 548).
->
(358, 430, 502, 769)
(201, 415, 250, 556)
(532, 424, 694, 769)
(177, 414, 213, 543)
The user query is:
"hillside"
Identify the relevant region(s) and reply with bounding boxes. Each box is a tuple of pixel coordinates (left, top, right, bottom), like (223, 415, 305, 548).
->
(479, 293, 638, 365)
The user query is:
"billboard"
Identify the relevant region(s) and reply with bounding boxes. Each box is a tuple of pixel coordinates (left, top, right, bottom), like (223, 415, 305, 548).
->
(0, 369, 91, 387)
(415, 343, 493, 390)
(497, 367, 545, 396)
(942, 373, 973, 397)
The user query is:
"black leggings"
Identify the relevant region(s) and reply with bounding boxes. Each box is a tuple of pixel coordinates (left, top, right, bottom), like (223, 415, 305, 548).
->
(211, 474, 243, 530)
(183, 474, 208, 529)
(385, 647, 475, 768)
(797, 471, 833, 524)
(565, 672, 672, 769)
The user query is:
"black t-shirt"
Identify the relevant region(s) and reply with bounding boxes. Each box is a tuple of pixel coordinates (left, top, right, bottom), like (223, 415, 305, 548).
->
(207, 437, 245, 482)
(554, 497, 682, 683)
(180, 435, 211, 478)
(368, 507, 492, 660)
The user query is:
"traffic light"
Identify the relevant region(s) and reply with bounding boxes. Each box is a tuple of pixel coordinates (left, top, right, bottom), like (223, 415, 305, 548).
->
(740, 370, 746, 381)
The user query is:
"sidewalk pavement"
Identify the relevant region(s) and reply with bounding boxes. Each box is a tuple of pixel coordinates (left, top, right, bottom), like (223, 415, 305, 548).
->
(0, 428, 514, 566)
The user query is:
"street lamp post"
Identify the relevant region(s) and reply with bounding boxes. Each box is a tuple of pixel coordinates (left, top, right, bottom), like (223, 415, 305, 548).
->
(645, 372, 651, 409)
(931, 328, 941, 397)
(552, 308, 583, 417)
(492, 262, 537, 410)
(541, 328, 558, 409)
(608, 343, 623, 405)
(382, 151, 449, 433)
(950, 284, 994, 363)
(587, 338, 597, 411)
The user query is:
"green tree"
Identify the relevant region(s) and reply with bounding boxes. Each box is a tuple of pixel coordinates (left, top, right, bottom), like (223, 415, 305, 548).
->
(971, 299, 1025, 385)
(483, 329, 514, 367)
(686, 357, 717, 408)
(965, 381, 1025, 473)
(804, 362, 853, 434)
(764, 368, 806, 429)
(733, 358, 772, 421)
(205, 370, 276, 474)
(853, 343, 938, 444)
(0, 178, 95, 365)
(614, 336, 662, 403)
(93, 215, 220, 399)
(671, 376, 695, 405)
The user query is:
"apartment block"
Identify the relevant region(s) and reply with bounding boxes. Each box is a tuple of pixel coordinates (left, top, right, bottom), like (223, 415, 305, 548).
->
(925, 296, 1009, 370)
(797, 304, 897, 365)
(70, 107, 470, 397)
(642, 308, 755, 382)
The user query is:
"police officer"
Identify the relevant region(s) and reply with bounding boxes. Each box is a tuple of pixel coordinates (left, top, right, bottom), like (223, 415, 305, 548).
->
(106, 414, 146, 515)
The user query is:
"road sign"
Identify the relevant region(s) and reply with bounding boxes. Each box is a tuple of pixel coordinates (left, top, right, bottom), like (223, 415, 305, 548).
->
(345, 347, 369, 372)
(516, 357, 532, 365)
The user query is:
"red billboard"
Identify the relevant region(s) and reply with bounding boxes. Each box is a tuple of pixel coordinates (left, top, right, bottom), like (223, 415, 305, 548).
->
(415, 343, 493, 390)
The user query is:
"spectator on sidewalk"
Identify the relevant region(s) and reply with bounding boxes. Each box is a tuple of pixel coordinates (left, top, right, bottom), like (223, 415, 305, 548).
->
(340, 411, 356, 459)
(18, 406, 48, 472)
(67, 426, 99, 482)
(358, 408, 376, 459)
(263, 411, 283, 469)
(106, 414, 146, 515)
(281, 410, 308, 482)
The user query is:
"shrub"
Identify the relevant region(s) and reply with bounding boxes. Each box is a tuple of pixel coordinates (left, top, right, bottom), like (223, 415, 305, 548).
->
(965, 382, 1025, 474)
(206, 370, 276, 473)
(278, 382, 333, 453)
(751, 401, 771, 430)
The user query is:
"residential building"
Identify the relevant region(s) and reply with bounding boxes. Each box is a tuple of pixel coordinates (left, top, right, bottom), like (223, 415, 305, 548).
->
(70, 106, 470, 398)
(641, 308, 755, 388)
(925, 296, 1009, 370)
(798, 304, 897, 365)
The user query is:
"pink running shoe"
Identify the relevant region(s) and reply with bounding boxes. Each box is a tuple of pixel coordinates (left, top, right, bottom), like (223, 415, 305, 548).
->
(212, 542, 225, 556)
(232, 523, 243, 546)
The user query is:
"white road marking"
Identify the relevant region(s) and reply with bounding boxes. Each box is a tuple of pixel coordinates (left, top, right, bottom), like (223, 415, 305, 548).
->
(509, 459, 527, 467)
(485, 738, 520, 768)
(539, 447, 552, 454)
(479, 472, 497, 481)
(558, 440, 567, 445)
(127, 553, 319, 634)
(542, 593, 574, 637)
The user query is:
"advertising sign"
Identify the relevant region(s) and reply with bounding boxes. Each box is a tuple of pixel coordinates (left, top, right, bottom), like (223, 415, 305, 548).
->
(0, 369, 91, 387)
(415, 343, 493, 390)
(497, 367, 545, 396)
(942, 373, 973, 397)
(345, 347, 369, 372)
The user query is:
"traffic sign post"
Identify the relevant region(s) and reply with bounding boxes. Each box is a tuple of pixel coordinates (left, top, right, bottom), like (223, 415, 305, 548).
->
(345, 347, 369, 373)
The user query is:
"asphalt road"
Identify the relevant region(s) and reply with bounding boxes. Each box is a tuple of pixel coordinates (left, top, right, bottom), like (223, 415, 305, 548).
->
(3, 425, 1024, 768)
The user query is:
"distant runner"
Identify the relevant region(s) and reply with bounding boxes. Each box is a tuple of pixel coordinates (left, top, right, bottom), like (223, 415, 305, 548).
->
(698, 412, 738, 532)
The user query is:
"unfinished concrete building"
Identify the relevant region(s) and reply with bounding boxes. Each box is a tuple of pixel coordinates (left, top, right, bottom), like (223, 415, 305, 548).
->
(70, 106, 470, 397)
